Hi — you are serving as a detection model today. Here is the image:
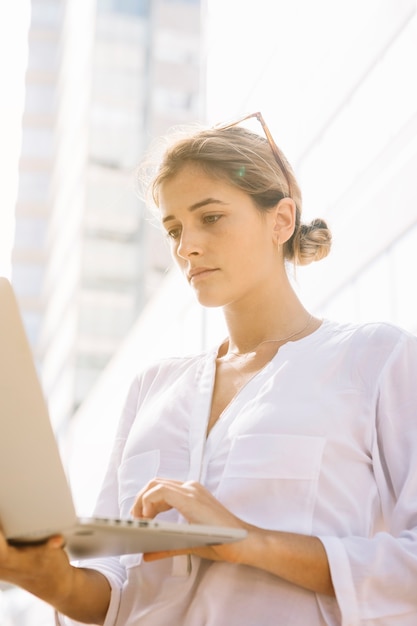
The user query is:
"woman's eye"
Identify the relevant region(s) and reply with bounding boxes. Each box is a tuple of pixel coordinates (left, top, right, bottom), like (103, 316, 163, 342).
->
(167, 227, 181, 240)
(204, 214, 221, 224)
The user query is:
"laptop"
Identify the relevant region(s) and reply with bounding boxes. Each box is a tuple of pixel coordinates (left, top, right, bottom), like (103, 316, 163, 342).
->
(0, 277, 246, 559)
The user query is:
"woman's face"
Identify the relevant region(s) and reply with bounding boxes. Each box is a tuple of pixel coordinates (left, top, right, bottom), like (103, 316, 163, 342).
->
(158, 164, 285, 309)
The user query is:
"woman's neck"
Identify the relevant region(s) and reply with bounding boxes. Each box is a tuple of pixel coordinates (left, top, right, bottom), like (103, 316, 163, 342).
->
(220, 282, 316, 357)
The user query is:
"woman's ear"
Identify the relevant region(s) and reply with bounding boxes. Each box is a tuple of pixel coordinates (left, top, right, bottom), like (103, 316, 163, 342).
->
(272, 198, 296, 244)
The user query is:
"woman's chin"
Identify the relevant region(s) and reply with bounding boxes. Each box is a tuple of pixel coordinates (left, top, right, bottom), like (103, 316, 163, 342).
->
(192, 291, 225, 309)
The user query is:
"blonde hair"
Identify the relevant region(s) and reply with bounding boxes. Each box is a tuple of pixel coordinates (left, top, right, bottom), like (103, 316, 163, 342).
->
(140, 124, 331, 266)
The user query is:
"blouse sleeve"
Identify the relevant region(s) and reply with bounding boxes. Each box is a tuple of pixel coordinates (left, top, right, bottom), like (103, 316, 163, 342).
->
(319, 330, 417, 625)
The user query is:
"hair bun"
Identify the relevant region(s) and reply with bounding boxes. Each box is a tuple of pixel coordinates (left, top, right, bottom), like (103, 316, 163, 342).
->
(292, 218, 332, 266)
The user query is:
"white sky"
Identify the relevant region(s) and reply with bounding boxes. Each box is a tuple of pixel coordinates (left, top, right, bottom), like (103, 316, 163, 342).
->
(204, 0, 381, 143)
(0, 2, 30, 278)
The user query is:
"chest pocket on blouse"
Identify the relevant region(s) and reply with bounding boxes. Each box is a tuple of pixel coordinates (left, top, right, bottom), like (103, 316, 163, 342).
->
(215, 434, 325, 534)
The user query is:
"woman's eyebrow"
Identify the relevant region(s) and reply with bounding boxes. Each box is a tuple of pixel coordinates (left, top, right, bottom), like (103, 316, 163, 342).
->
(162, 198, 227, 224)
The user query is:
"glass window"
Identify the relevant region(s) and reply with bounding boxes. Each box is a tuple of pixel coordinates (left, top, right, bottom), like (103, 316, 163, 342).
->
(27, 39, 59, 72)
(17, 171, 50, 203)
(155, 31, 200, 64)
(23, 310, 42, 344)
(25, 83, 56, 115)
(30, 3, 64, 26)
(12, 263, 44, 297)
(20, 127, 54, 159)
(14, 216, 47, 248)
(81, 239, 140, 281)
(93, 41, 145, 72)
(152, 87, 194, 114)
(79, 290, 136, 338)
(98, 0, 150, 16)
(89, 108, 144, 166)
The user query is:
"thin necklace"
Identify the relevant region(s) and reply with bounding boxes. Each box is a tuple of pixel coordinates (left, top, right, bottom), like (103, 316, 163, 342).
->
(224, 313, 314, 360)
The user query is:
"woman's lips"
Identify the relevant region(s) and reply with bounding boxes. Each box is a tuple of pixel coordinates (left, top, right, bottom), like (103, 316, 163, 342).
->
(188, 267, 218, 282)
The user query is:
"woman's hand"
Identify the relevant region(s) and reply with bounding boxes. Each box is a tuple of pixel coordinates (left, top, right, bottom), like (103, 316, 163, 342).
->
(0, 529, 72, 598)
(130, 478, 251, 564)
(0, 529, 111, 624)
(130, 478, 334, 596)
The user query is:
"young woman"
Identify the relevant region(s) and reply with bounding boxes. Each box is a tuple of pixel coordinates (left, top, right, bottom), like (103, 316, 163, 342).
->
(1, 113, 417, 625)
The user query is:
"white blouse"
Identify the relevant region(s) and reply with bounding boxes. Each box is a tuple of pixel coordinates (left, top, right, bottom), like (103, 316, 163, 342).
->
(58, 319, 417, 626)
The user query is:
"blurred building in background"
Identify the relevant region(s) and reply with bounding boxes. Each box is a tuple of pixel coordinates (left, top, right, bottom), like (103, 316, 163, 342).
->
(12, 0, 204, 434)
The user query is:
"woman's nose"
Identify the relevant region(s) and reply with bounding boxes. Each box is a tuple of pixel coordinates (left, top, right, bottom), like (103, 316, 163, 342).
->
(176, 229, 202, 258)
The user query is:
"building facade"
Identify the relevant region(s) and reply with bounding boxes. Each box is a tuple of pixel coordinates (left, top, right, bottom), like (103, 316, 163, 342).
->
(12, 0, 204, 431)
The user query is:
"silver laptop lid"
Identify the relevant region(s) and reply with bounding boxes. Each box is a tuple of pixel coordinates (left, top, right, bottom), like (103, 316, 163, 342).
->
(0, 277, 77, 538)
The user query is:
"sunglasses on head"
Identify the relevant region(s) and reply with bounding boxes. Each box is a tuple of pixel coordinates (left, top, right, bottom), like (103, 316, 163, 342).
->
(214, 112, 292, 197)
